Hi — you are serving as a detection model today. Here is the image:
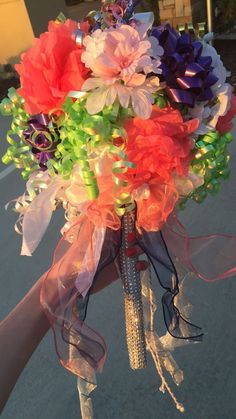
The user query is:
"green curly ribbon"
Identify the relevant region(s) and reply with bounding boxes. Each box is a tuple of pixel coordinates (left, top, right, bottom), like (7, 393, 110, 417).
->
(53, 98, 130, 200)
(154, 90, 168, 109)
(180, 130, 233, 207)
(0, 88, 39, 179)
(1, 89, 135, 206)
(109, 144, 135, 216)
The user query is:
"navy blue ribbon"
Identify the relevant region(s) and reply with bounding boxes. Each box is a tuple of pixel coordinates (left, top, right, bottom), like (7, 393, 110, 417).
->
(151, 24, 218, 107)
(88, 224, 203, 342)
(62, 221, 202, 372)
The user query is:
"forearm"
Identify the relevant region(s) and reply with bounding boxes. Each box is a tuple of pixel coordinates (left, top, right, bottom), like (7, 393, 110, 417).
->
(0, 275, 50, 412)
(0, 261, 119, 412)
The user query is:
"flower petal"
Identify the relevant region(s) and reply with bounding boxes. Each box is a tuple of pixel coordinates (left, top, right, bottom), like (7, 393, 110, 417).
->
(126, 73, 146, 87)
(105, 85, 117, 106)
(86, 87, 109, 114)
(116, 84, 131, 108)
(131, 89, 152, 119)
(82, 77, 104, 91)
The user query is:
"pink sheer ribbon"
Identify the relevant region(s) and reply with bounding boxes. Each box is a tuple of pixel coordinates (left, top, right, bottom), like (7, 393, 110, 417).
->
(40, 211, 236, 382)
(163, 213, 236, 281)
(40, 216, 107, 383)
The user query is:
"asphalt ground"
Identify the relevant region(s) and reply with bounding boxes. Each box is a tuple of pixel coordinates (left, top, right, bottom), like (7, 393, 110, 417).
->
(1, 1, 236, 417)
(1, 114, 236, 419)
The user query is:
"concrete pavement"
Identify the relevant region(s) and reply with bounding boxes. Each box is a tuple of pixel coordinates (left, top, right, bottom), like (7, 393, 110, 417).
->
(1, 115, 236, 419)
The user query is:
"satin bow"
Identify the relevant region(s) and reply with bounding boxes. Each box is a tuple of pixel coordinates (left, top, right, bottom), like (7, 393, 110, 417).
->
(151, 25, 218, 106)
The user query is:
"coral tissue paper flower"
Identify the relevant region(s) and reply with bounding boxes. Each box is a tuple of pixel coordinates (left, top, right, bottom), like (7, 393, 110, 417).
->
(125, 105, 198, 182)
(124, 105, 199, 230)
(81, 25, 162, 119)
(16, 19, 90, 114)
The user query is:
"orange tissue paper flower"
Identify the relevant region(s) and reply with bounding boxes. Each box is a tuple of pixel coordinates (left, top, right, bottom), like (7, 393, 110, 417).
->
(135, 180, 179, 231)
(15, 19, 90, 114)
(125, 105, 199, 184)
(124, 105, 199, 230)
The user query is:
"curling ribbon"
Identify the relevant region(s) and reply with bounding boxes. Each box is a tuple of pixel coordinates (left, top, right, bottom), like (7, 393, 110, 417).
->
(55, 142, 99, 200)
(23, 113, 61, 170)
(55, 98, 130, 196)
(1, 88, 38, 179)
(184, 130, 233, 204)
(49, 101, 100, 199)
(109, 144, 135, 215)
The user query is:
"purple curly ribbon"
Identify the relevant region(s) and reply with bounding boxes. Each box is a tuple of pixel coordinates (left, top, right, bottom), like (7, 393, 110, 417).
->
(23, 114, 57, 170)
(151, 25, 218, 106)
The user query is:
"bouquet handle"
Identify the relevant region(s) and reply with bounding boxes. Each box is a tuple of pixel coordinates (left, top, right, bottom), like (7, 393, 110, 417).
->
(120, 210, 147, 370)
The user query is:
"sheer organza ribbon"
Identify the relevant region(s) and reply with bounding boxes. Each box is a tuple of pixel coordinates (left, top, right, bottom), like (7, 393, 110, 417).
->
(40, 210, 236, 382)
(40, 217, 120, 381)
(163, 213, 236, 281)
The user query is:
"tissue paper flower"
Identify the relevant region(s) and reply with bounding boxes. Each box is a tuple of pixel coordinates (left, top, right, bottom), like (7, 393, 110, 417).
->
(16, 19, 90, 114)
(125, 105, 198, 183)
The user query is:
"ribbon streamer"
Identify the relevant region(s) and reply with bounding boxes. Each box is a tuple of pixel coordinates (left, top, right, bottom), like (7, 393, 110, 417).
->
(40, 221, 121, 379)
(163, 212, 236, 282)
(39, 210, 236, 415)
(141, 267, 185, 412)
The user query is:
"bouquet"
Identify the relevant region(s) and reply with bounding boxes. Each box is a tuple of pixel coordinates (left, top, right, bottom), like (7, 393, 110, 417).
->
(1, 1, 236, 417)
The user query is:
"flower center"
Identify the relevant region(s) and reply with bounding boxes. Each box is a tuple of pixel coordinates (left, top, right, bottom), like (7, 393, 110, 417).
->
(120, 56, 132, 69)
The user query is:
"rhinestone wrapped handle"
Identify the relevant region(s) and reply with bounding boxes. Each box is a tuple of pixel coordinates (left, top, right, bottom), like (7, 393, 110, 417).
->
(120, 210, 147, 370)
